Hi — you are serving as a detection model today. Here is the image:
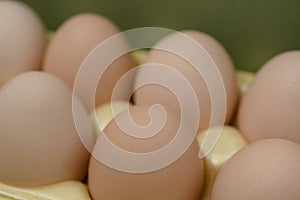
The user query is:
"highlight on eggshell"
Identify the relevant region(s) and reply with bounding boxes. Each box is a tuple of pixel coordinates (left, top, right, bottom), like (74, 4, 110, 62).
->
(0, 0, 47, 87)
(197, 125, 247, 200)
(91, 100, 133, 137)
(42, 13, 135, 110)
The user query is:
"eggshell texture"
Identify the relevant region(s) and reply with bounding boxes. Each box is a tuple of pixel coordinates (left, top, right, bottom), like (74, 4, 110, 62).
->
(89, 105, 204, 200)
(0, 0, 46, 87)
(211, 138, 300, 200)
(238, 51, 300, 143)
(43, 13, 134, 109)
(134, 30, 238, 131)
(0, 71, 94, 186)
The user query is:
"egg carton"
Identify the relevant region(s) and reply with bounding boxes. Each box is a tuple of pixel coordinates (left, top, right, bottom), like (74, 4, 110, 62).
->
(0, 180, 91, 200)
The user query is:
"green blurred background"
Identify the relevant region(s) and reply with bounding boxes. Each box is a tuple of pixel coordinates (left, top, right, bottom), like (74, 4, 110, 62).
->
(21, 0, 300, 72)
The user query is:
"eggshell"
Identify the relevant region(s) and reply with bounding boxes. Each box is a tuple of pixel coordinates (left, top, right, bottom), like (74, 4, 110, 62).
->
(43, 13, 135, 109)
(237, 51, 300, 143)
(0, 71, 95, 186)
(133, 30, 238, 131)
(89, 105, 204, 200)
(211, 138, 300, 200)
(0, 0, 46, 87)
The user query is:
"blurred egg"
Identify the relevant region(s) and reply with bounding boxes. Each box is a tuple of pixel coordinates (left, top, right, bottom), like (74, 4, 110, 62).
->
(0, 71, 95, 186)
(197, 126, 247, 200)
(0, 0, 46, 87)
(238, 51, 300, 143)
(89, 105, 204, 200)
(43, 13, 135, 110)
(211, 138, 300, 200)
(134, 30, 238, 131)
(91, 100, 132, 137)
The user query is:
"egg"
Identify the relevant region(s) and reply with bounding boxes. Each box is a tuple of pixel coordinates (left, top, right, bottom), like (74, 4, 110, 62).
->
(91, 100, 132, 137)
(43, 13, 135, 110)
(197, 126, 247, 200)
(211, 138, 300, 200)
(0, 71, 95, 186)
(89, 105, 204, 200)
(0, 0, 46, 87)
(133, 30, 238, 131)
(237, 51, 300, 143)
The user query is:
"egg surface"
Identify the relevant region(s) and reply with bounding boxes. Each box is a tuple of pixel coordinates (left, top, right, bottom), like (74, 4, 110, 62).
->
(0, 0, 46, 87)
(43, 13, 134, 110)
(211, 138, 300, 200)
(89, 105, 204, 200)
(0, 71, 94, 186)
(238, 51, 300, 143)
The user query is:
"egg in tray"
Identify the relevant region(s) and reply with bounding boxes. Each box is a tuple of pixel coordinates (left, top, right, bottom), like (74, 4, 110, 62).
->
(1, 1, 300, 200)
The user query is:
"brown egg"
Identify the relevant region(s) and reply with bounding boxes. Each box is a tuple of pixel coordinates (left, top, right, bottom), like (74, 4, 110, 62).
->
(0, 0, 46, 87)
(211, 138, 300, 200)
(89, 105, 204, 200)
(43, 13, 135, 110)
(0, 71, 95, 186)
(238, 51, 300, 143)
(133, 30, 238, 131)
